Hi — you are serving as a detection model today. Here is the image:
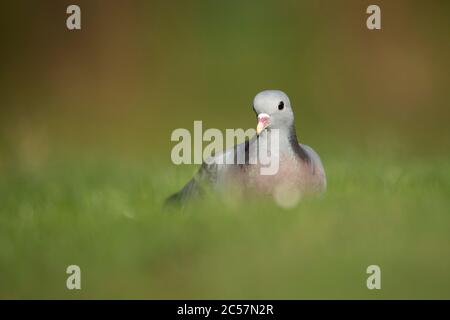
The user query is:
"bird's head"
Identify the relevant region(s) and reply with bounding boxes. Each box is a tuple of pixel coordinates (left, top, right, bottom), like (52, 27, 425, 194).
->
(253, 90, 294, 135)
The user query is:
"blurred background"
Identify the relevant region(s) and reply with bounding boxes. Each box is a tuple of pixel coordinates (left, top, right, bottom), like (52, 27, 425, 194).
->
(0, 0, 449, 299)
(1, 0, 449, 165)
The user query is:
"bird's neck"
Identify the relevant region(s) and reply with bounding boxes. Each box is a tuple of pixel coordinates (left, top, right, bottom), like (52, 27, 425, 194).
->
(260, 125, 309, 162)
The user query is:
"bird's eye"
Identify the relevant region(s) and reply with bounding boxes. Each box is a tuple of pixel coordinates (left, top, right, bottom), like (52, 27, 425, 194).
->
(278, 101, 284, 110)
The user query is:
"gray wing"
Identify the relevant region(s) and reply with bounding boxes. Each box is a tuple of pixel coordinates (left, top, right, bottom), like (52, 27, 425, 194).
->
(300, 144, 327, 192)
(165, 139, 253, 206)
(164, 161, 218, 206)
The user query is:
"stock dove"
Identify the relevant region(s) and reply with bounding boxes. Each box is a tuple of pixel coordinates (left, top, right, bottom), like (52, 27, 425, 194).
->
(166, 90, 326, 206)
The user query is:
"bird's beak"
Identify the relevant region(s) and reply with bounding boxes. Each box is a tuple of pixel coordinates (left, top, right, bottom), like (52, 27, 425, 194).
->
(256, 113, 270, 135)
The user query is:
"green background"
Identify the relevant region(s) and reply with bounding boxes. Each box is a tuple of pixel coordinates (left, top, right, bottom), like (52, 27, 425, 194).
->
(0, 0, 449, 298)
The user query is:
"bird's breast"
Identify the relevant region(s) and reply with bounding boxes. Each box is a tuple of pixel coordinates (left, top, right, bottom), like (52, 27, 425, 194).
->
(244, 156, 315, 195)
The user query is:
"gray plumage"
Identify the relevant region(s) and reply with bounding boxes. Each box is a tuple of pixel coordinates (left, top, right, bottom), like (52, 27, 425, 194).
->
(166, 90, 326, 206)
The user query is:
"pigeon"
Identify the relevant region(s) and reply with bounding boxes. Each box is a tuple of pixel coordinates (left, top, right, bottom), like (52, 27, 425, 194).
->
(166, 90, 326, 206)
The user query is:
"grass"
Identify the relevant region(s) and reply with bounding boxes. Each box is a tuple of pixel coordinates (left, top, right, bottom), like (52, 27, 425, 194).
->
(1, 150, 450, 299)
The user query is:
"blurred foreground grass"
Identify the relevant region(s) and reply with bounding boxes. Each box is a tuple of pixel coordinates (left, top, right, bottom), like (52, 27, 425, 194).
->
(1, 149, 450, 299)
